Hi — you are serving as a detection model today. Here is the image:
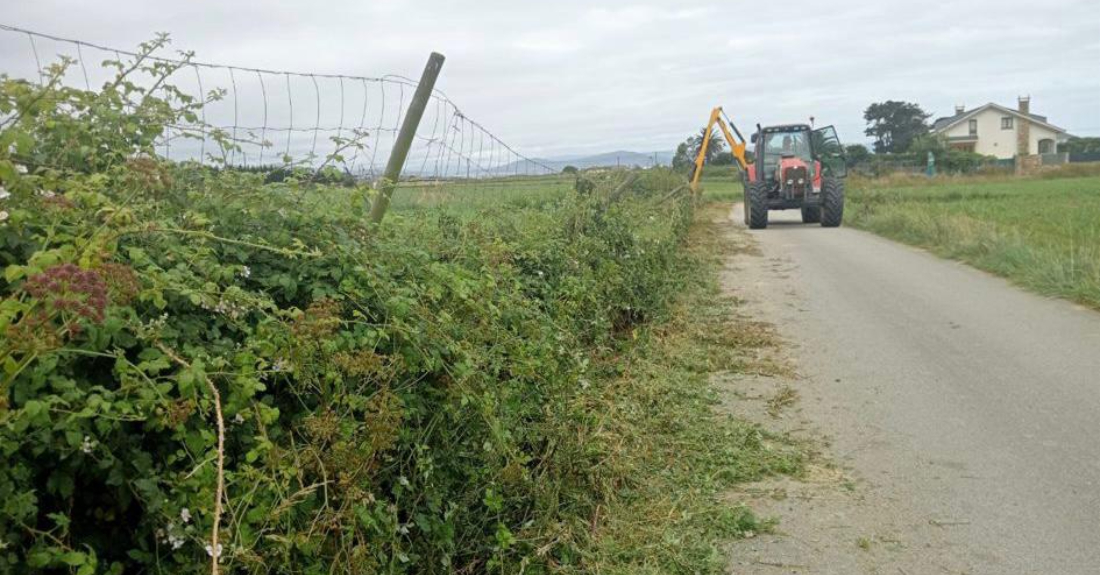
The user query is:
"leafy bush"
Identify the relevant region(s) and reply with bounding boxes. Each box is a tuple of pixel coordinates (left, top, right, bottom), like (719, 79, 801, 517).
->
(843, 144, 870, 168)
(906, 135, 996, 173)
(1058, 136, 1100, 154)
(0, 45, 697, 574)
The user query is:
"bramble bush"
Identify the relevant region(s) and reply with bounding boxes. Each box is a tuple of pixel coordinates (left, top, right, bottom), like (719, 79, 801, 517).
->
(0, 43, 696, 573)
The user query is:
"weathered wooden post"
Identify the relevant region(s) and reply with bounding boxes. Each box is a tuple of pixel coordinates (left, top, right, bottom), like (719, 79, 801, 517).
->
(369, 52, 446, 225)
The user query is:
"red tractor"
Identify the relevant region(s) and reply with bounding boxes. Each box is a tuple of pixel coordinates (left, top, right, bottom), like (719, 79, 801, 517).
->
(689, 108, 848, 229)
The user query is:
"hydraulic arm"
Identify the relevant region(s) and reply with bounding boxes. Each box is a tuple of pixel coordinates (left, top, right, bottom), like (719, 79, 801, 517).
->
(690, 106, 749, 192)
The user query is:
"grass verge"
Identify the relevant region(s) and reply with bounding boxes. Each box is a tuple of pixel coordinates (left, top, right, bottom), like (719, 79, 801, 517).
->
(846, 175, 1100, 310)
(574, 201, 804, 574)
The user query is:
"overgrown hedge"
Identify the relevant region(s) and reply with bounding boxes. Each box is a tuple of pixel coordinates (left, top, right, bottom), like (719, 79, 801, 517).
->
(0, 47, 696, 573)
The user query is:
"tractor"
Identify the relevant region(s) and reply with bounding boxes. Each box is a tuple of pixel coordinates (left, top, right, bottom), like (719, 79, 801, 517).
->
(689, 107, 848, 229)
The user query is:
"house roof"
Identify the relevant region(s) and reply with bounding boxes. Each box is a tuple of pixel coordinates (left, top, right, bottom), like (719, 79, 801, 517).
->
(931, 103, 1066, 134)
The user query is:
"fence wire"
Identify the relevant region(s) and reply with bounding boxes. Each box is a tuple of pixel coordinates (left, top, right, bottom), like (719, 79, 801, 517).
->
(0, 23, 574, 208)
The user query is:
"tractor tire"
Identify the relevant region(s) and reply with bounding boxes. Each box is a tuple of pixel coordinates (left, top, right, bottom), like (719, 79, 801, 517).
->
(746, 181, 769, 229)
(801, 205, 821, 223)
(820, 177, 844, 228)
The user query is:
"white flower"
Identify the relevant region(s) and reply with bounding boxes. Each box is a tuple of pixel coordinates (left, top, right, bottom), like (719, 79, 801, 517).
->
(398, 476, 411, 487)
(240, 265, 251, 279)
(15, 164, 27, 174)
(164, 523, 185, 550)
(397, 524, 410, 535)
(233, 413, 245, 424)
(213, 298, 245, 319)
(0, 210, 8, 224)
(0, 187, 9, 200)
(536, 270, 544, 277)
(205, 543, 223, 558)
(37, 190, 55, 198)
(81, 435, 95, 454)
(180, 508, 191, 523)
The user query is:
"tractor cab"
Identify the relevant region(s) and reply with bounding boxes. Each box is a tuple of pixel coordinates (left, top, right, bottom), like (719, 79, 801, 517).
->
(755, 124, 817, 198)
(748, 124, 846, 196)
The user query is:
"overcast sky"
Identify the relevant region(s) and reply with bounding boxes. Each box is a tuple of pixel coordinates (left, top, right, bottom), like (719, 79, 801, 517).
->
(3, 0, 1099, 158)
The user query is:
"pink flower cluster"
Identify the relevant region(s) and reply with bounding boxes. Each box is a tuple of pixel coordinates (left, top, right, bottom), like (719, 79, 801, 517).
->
(23, 263, 109, 325)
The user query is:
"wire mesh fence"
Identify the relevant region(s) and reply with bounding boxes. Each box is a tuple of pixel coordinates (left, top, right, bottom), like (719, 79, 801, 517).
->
(0, 23, 575, 209)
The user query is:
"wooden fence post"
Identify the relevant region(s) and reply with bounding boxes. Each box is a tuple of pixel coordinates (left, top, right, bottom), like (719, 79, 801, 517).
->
(369, 52, 446, 225)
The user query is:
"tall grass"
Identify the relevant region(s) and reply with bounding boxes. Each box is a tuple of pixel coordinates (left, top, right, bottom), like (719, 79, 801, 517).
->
(847, 174, 1100, 310)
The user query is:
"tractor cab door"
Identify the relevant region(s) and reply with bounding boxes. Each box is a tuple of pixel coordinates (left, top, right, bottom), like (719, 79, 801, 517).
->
(812, 125, 847, 178)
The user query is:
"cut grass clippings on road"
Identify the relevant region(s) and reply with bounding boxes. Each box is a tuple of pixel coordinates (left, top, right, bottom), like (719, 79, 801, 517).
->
(846, 174, 1100, 310)
(572, 201, 804, 574)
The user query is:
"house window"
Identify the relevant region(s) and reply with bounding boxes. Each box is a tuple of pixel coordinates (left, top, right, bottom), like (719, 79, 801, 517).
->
(1001, 117, 1014, 130)
(969, 119, 978, 136)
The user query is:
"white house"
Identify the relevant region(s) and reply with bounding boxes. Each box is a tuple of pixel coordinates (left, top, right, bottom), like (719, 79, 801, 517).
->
(930, 97, 1071, 160)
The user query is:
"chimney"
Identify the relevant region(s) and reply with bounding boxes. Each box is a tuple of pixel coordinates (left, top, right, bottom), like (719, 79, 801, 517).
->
(955, 104, 965, 115)
(1017, 96, 1031, 156)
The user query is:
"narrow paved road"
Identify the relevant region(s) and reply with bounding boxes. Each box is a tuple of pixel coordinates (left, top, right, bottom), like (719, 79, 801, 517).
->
(725, 206, 1100, 574)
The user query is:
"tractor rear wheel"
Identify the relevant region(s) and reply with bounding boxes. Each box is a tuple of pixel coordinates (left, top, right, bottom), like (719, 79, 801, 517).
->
(820, 177, 844, 228)
(801, 205, 821, 223)
(747, 182, 769, 229)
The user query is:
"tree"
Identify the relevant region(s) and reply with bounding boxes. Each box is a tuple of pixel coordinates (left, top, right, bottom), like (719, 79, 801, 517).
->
(671, 141, 692, 171)
(672, 127, 729, 172)
(712, 151, 734, 166)
(561, 165, 579, 175)
(863, 101, 931, 154)
(844, 144, 871, 167)
(688, 127, 725, 163)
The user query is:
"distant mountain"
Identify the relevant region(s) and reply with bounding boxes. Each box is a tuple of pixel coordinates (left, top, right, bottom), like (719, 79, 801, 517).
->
(497, 150, 675, 174)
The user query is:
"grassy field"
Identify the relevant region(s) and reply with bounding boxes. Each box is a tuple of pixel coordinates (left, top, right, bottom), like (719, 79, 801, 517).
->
(390, 174, 575, 211)
(696, 172, 743, 203)
(847, 174, 1100, 310)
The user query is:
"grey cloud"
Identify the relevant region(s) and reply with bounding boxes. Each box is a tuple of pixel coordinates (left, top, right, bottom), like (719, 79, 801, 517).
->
(2, 0, 1098, 157)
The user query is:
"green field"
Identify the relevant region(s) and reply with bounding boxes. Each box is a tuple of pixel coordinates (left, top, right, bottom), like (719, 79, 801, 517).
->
(847, 175, 1100, 310)
(390, 174, 575, 211)
(695, 170, 743, 203)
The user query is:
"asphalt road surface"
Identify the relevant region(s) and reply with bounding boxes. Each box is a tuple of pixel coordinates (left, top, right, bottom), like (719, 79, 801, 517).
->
(725, 205, 1100, 574)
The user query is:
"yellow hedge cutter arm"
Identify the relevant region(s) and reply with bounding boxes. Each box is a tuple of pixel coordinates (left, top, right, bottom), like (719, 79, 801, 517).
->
(690, 106, 750, 192)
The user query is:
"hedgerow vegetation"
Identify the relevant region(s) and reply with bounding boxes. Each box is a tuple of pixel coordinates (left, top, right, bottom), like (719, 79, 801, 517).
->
(0, 42, 800, 574)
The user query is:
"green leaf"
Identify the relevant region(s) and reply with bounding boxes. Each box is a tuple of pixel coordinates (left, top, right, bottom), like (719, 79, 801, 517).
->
(3, 264, 26, 283)
(59, 550, 87, 566)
